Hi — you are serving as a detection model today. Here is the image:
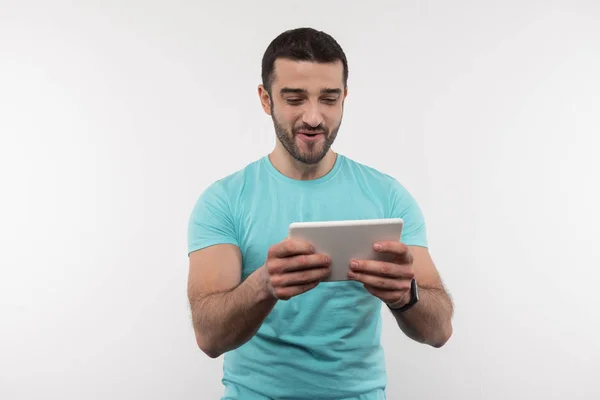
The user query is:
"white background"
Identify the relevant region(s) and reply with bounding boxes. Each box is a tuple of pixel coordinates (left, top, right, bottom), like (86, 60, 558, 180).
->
(1, 1, 599, 399)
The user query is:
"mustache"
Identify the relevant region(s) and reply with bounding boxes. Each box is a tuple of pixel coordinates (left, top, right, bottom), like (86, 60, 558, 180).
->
(293, 124, 327, 134)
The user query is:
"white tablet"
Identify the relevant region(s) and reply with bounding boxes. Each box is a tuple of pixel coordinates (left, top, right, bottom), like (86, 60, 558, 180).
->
(288, 218, 404, 282)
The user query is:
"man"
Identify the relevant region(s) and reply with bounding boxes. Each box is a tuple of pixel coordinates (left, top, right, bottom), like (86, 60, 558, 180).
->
(187, 27, 454, 400)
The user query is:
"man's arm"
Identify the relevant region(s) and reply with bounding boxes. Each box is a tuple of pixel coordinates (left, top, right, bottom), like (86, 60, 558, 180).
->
(188, 240, 332, 358)
(390, 246, 454, 348)
(187, 244, 277, 358)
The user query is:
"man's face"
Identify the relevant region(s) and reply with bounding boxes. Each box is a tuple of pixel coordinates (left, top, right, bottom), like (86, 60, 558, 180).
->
(261, 59, 347, 165)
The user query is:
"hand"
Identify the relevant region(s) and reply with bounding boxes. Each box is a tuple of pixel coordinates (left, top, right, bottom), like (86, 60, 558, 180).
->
(260, 238, 331, 301)
(347, 241, 415, 308)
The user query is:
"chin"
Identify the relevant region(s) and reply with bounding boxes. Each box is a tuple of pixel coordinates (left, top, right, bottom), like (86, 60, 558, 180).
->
(296, 150, 329, 165)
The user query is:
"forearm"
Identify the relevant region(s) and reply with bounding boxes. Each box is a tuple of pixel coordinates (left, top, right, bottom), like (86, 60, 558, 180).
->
(190, 267, 277, 358)
(391, 285, 454, 348)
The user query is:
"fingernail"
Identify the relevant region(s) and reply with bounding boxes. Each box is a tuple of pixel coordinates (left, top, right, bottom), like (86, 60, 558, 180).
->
(350, 261, 358, 269)
(374, 243, 382, 251)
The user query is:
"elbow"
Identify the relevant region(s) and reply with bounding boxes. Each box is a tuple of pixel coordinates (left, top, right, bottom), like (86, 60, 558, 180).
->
(431, 322, 453, 348)
(431, 338, 449, 348)
(199, 342, 222, 359)
(194, 330, 223, 359)
(201, 346, 222, 359)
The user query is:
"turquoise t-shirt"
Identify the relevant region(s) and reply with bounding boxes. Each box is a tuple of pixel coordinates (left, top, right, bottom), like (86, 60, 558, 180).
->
(188, 154, 428, 400)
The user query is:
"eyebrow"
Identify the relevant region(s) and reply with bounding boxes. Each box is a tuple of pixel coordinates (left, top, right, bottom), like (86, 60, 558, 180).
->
(280, 87, 342, 95)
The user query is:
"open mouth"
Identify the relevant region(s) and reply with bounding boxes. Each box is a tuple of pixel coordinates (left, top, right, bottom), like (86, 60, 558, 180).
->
(297, 132, 324, 143)
(298, 132, 324, 136)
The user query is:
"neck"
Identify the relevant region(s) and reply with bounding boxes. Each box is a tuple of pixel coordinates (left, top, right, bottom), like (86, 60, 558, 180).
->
(269, 144, 337, 181)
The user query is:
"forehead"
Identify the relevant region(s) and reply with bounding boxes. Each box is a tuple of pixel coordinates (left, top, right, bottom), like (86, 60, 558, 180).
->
(271, 58, 344, 91)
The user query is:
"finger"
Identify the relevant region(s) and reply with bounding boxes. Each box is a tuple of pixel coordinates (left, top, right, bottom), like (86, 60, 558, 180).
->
(269, 238, 315, 258)
(271, 266, 330, 287)
(285, 253, 331, 272)
(348, 270, 411, 291)
(374, 241, 413, 263)
(350, 260, 414, 279)
(269, 253, 331, 274)
(274, 281, 320, 301)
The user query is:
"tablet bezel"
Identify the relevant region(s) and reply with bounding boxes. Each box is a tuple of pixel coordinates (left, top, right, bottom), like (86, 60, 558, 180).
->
(287, 218, 404, 282)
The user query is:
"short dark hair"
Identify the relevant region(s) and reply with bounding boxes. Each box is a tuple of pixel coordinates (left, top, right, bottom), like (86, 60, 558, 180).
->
(261, 27, 349, 94)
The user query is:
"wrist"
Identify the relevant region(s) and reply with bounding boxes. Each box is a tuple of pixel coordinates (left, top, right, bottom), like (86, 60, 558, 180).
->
(255, 265, 278, 303)
(387, 278, 419, 312)
(386, 293, 410, 310)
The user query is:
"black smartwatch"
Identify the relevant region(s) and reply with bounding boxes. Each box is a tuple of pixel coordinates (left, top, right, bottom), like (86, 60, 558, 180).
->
(388, 278, 419, 312)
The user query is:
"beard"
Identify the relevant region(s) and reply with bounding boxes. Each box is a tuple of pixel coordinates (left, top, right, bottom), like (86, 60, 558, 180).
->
(271, 109, 342, 165)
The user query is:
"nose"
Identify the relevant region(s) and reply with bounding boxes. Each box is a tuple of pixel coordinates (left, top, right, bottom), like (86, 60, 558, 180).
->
(302, 102, 324, 128)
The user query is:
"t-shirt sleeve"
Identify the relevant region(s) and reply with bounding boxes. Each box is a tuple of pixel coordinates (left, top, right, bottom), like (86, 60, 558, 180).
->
(388, 179, 428, 248)
(187, 181, 239, 255)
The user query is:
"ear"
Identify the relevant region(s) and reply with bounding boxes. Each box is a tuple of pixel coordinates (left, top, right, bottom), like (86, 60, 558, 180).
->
(258, 84, 272, 115)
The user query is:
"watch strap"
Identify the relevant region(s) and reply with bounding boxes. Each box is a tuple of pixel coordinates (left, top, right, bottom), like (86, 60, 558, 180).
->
(388, 278, 419, 312)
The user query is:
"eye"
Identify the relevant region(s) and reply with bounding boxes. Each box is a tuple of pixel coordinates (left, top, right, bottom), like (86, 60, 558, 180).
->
(286, 98, 303, 105)
(322, 98, 338, 104)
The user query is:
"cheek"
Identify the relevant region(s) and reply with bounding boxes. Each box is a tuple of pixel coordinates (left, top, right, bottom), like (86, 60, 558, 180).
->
(324, 109, 342, 125)
(277, 109, 301, 126)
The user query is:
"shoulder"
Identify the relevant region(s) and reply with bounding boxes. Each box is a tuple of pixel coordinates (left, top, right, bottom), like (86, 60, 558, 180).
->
(342, 158, 428, 245)
(190, 157, 263, 219)
(198, 157, 263, 198)
(188, 160, 264, 254)
(340, 155, 408, 193)
(340, 155, 424, 219)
